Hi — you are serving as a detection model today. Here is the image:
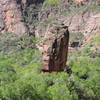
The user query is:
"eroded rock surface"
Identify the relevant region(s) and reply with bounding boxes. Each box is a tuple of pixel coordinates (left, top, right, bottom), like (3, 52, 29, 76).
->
(37, 24, 69, 72)
(0, 0, 28, 34)
(36, 11, 100, 43)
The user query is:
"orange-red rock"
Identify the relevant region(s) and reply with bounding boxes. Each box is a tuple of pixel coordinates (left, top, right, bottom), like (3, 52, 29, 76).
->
(0, 0, 28, 34)
(37, 24, 69, 72)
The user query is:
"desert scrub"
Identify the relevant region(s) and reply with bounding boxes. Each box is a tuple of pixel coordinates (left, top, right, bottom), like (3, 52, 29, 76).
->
(40, 18, 56, 27)
(0, 32, 36, 54)
(70, 57, 100, 76)
(91, 36, 100, 45)
(44, 0, 61, 5)
(70, 32, 84, 43)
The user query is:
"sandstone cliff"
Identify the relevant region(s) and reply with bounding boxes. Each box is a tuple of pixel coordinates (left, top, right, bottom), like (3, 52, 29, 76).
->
(0, 0, 100, 42)
(0, 0, 28, 34)
(37, 23, 69, 71)
(35, 0, 100, 43)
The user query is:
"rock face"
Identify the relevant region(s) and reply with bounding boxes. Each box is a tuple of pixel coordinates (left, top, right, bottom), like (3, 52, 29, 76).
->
(37, 24, 69, 72)
(36, 10, 100, 42)
(83, 12, 100, 41)
(64, 12, 100, 36)
(0, 0, 28, 34)
(35, 0, 100, 43)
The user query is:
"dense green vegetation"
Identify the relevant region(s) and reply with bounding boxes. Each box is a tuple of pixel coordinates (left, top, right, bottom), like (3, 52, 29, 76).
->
(0, 33, 100, 100)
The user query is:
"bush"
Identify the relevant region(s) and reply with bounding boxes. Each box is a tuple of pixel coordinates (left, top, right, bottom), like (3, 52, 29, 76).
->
(44, 0, 61, 5)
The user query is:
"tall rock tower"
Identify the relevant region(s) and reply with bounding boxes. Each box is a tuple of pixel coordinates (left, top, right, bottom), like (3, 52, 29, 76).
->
(37, 24, 69, 72)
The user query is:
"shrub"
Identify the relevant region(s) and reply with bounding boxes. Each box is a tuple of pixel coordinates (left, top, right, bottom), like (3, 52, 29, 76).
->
(44, 0, 61, 5)
(0, 33, 36, 54)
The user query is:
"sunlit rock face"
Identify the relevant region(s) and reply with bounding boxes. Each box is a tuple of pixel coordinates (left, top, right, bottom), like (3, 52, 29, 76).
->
(18, 0, 44, 4)
(37, 24, 69, 72)
(83, 12, 100, 42)
(0, 0, 28, 34)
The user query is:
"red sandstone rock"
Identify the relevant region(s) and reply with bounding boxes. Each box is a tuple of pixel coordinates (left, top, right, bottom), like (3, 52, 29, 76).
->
(37, 24, 69, 72)
(0, 0, 28, 34)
